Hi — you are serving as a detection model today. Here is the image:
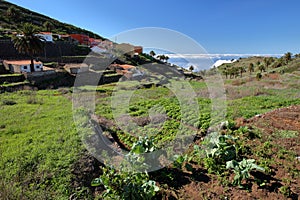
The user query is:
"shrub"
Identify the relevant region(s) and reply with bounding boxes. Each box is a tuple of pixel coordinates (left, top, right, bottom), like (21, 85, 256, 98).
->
(2, 99, 17, 105)
(256, 73, 262, 80)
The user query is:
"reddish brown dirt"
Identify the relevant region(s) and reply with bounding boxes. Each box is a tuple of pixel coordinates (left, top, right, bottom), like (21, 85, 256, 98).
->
(72, 106, 300, 199)
(163, 105, 300, 199)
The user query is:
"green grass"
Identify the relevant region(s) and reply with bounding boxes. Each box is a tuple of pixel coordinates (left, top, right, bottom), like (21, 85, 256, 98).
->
(0, 74, 23, 77)
(1, 66, 300, 199)
(0, 90, 82, 199)
(227, 95, 300, 119)
(1, 81, 28, 87)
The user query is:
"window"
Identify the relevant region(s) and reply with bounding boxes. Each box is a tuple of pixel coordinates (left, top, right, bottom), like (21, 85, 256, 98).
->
(23, 66, 27, 69)
(36, 65, 40, 68)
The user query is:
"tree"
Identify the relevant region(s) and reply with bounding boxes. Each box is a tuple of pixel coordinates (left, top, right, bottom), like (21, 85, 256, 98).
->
(239, 66, 246, 77)
(12, 23, 45, 73)
(6, 6, 20, 21)
(164, 55, 169, 63)
(258, 64, 266, 73)
(248, 63, 254, 75)
(43, 21, 54, 32)
(294, 53, 300, 59)
(157, 55, 165, 61)
(157, 54, 169, 62)
(256, 61, 261, 67)
(149, 50, 156, 57)
(263, 57, 273, 69)
(189, 65, 194, 71)
(284, 52, 292, 64)
(229, 67, 238, 79)
(223, 66, 229, 79)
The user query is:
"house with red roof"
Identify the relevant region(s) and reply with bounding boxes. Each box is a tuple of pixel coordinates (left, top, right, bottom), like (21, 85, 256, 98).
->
(3, 60, 43, 73)
(69, 34, 90, 45)
(36, 32, 53, 42)
(109, 64, 143, 79)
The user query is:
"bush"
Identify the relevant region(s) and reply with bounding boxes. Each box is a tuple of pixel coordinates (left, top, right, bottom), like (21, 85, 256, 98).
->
(2, 99, 16, 105)
(256, 73, 262, 80)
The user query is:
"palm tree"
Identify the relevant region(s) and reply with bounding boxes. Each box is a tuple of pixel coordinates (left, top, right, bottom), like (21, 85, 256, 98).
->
(149, 50, 156, 57)
(256, 61, 261, 67)
(263, 57, 272, 69)
(164, 55, 169, 63)
(223, 66, 228, 79)
(239, 66, 246, 77)
(284, 52, 292, 64)
(157, 54, 165, 61)
(248, 63, 254, 75)
(294, 53, 300, 59)
(258, 64, 266, 73)
(189, 65, 194, 71)
(12, 23, 45, 73)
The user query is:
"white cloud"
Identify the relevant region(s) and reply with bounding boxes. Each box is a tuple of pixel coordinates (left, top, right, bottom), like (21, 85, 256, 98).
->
(164, 53, 283, 59)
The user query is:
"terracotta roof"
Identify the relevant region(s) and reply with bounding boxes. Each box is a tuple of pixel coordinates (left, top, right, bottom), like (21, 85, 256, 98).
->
(111, 64, 135, 70)
(39, 32, 52, 35)
(3, 60, 43, 65)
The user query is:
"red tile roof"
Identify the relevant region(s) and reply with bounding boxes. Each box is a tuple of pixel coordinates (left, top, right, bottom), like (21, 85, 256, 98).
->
(111, 64, 135, 70)
(39, 32, 52, 35)
(4, 60, 43, 65)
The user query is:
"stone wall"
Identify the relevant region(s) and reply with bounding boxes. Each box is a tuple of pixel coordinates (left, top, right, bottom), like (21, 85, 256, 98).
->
(0, 39, 89, 60)
(0, 75, 25, 84)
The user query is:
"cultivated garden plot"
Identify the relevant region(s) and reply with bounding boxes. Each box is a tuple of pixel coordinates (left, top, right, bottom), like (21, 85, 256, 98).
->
(1, 67, 300, 199)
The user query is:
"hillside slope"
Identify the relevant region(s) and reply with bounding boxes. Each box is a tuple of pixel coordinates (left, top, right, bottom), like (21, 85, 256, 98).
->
(0, 1, 104, 39)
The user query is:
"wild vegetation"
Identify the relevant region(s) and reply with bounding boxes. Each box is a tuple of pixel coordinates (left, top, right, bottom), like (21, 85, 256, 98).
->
(1, 2, 300, 196)
(2, 53, 300, 199)
(0, 1, 103, 38)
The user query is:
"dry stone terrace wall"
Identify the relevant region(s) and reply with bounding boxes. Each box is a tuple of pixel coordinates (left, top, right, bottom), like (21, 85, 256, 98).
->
(0, 74, 25, 84)
(0, 39, 87, 60)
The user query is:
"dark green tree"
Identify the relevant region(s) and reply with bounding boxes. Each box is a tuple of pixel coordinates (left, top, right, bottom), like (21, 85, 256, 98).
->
(12, 23, 45, 72)
(284, 52, 292, 64)
(164, 55, 169, 63)
(258, 64, 266, 73)
(189, 65, 194, 71)
(43, 21, 54, 32)
(248, 63, 254, 75)
(6, 5, 21, 22)
(239, 66, 246, 77)
(149, 50, 156, 57)
(263, 57, 273, 69)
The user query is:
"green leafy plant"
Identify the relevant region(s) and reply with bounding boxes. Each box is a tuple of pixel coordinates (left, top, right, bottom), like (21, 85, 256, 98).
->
(92, 137, 160, 199)
(279, 185, 292, 197)
(173, 154, 193, 172)
(226, 159, 265, 187)
(92, 167, 159, 200)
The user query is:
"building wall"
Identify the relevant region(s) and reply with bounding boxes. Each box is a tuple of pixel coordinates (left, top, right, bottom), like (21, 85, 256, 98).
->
(0, 40, 88, 59)
(20, 65, 31, 73)
(4, 62, 43, 73)
(69, 34, 90, 45)
(36, 34, 53, 42)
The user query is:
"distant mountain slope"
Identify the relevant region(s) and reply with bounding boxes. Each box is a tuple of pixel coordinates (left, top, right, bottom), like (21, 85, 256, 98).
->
(0, 1, 104, 39)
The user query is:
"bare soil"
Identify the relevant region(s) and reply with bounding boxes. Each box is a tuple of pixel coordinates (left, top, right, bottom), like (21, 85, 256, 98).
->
(71, 105, 300, 199)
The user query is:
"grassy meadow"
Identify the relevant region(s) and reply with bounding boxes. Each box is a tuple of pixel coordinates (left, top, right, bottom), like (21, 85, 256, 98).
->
(0, 58, 300, 199)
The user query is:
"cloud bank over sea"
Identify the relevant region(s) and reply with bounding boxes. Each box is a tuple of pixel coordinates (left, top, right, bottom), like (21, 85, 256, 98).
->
(165, 54, 283, 70)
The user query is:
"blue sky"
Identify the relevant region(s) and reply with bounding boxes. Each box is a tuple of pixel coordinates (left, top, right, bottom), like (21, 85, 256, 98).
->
(5, 0, 300, 54)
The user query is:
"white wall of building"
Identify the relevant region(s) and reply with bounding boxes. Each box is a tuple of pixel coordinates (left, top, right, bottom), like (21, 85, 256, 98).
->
(36, 33, 53, 42)
(20, 65, 31, 73)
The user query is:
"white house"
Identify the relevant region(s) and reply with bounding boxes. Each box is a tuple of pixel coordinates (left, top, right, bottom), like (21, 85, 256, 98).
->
(36, 32, 53, 42)
(3, 60, 43, 73)
(91, 45, 107, 54)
